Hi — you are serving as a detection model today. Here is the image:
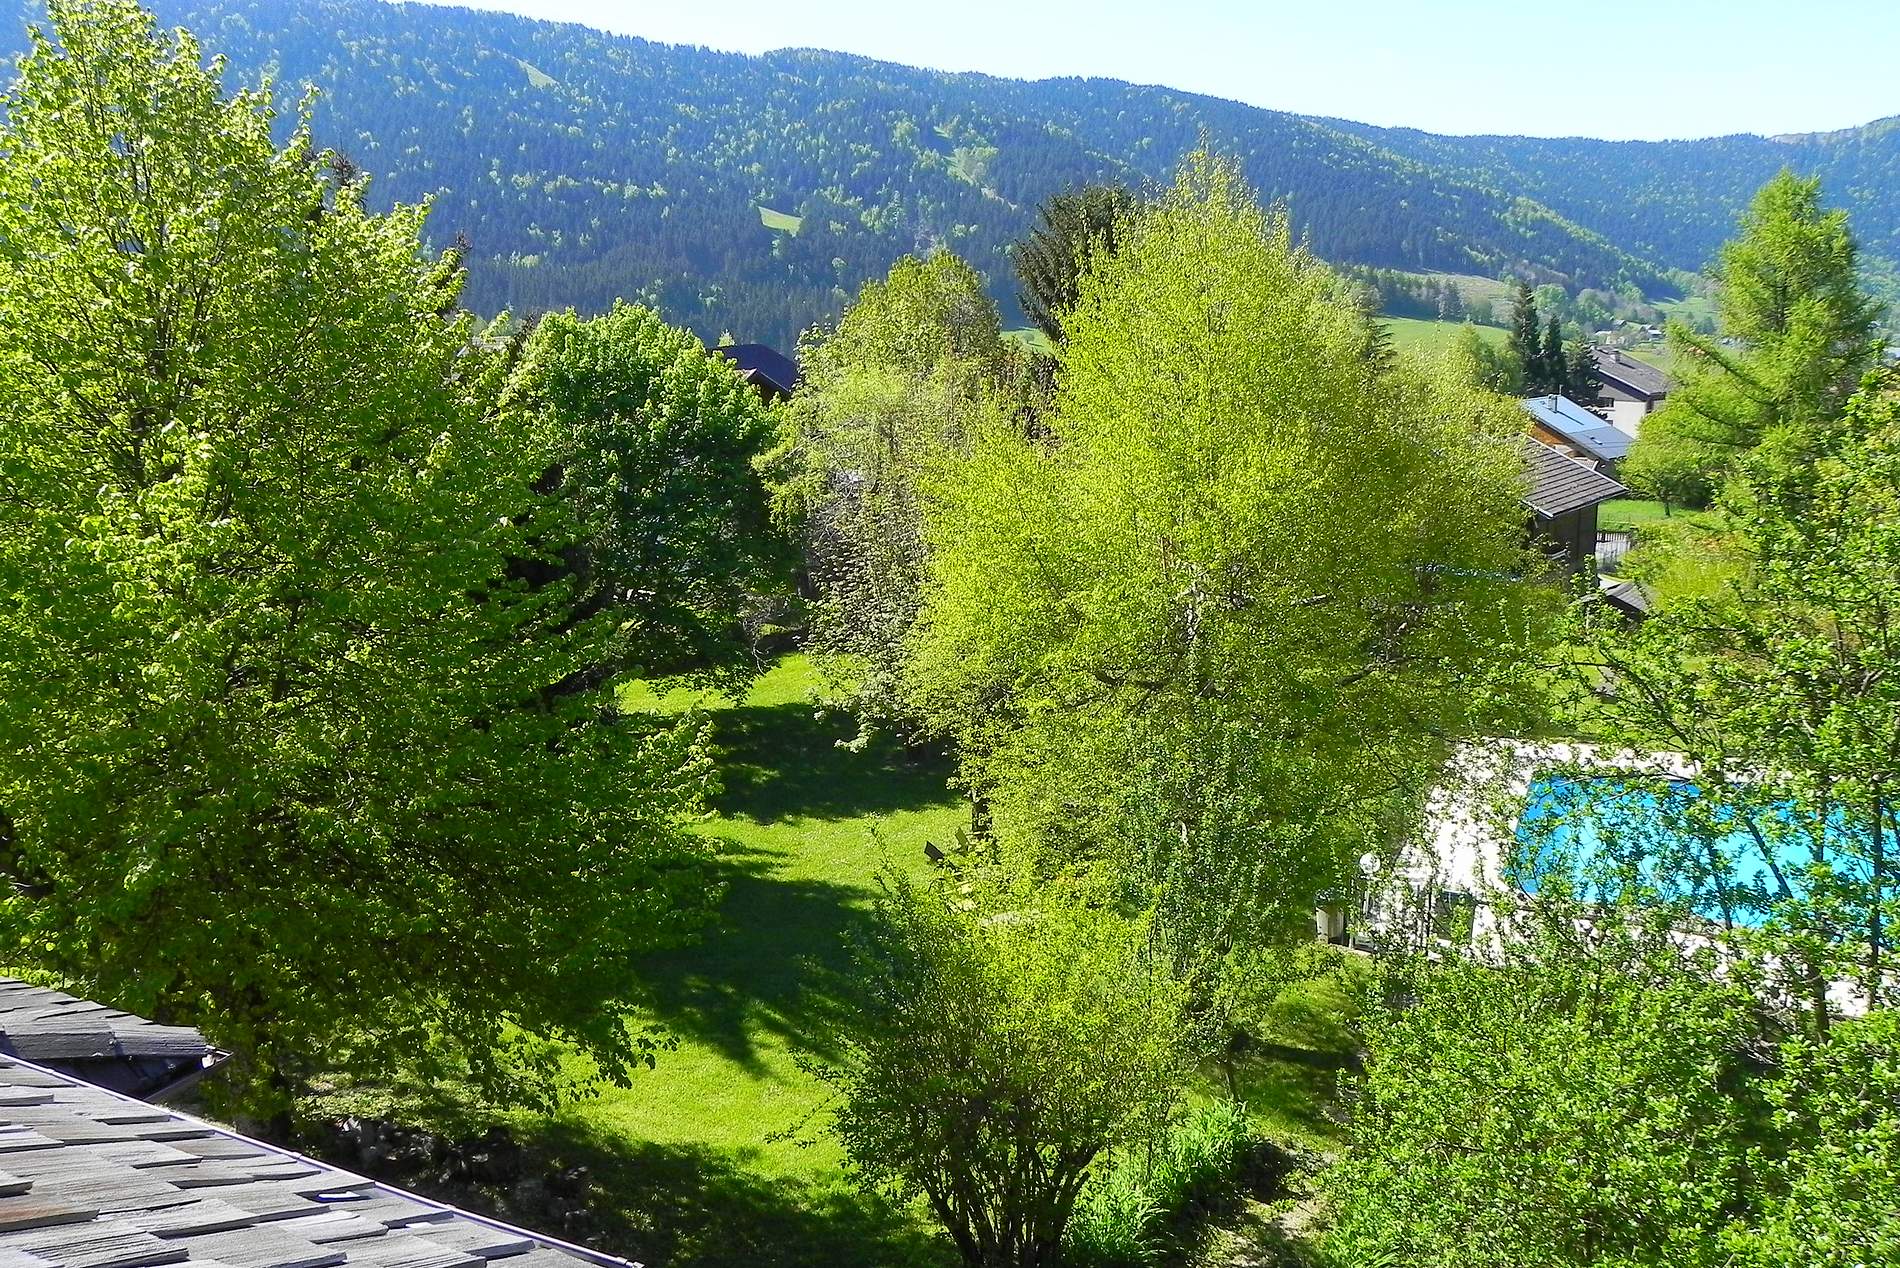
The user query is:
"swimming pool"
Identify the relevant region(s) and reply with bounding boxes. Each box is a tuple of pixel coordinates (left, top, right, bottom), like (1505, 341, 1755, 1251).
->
(1511, 774, 1881, 927)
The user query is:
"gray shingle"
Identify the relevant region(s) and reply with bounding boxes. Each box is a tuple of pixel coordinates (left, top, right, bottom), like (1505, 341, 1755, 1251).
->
(1523, 436, 1626, 518)
(170, 1225, 341, 1268)
(0, 1057, 632, 1268)
(0, 1218, 188, 1268)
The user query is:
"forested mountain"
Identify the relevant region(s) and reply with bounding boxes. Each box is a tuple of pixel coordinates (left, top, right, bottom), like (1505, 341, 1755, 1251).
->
(1326, 116, 1900, 289)
(3, 0, 1894, 346)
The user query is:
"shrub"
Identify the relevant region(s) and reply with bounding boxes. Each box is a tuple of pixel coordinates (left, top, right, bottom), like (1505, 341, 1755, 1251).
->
(1065, 1100, 1260, 1267)
(813, 872, 1190, 1268)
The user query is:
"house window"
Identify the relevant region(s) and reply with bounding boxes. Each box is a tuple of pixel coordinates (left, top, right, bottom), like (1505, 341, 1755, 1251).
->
(1432, 890, 1475, 944)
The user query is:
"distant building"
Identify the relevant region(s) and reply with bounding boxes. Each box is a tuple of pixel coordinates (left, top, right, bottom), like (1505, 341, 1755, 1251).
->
(713, 342, 801, 402)
(1522, 394, 1633, 470)
(1522, 435, 1626, 575)
(1590, 349, 1672, 433)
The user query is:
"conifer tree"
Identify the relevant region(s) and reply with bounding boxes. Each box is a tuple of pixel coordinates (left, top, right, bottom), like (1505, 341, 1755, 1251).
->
(1565, 337, 1602, 405)
(1011, 184, 1139, 344)
(1541, 315, 1566, 396)
(1509, 279, 1542, 393)
(1645, 172, 1885, 468)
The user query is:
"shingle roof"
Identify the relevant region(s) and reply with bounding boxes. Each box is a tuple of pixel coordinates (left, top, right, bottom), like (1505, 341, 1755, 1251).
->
(0, 983, 211, 1103)
(1600, 577, 1652, 618)
(0, 1055, 636, 1268)
(1523, 436, 1627, 519)
(1591, 349, 1672, 400)
(1521, 395, 1634, 464)
(711, 343, 800, 396)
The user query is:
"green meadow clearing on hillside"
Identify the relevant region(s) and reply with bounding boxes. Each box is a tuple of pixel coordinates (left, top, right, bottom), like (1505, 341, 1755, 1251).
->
(1397, 269, 1513, 308)
(1382, 316, 1507, 355)
(1003, 326, 1053, 354)
(1625, 342, 1676, 374)
(757, 205, 803, 234)
(515, 58, 557, 89)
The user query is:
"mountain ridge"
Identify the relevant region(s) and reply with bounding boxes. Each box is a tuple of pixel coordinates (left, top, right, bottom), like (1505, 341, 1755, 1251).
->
(5, 0, 1895, 346)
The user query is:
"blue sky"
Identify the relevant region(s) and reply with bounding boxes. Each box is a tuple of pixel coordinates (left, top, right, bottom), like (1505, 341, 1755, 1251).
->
(408, 0, 1900, 141)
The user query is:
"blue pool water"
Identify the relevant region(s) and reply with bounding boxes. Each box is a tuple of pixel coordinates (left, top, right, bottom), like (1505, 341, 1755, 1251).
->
(1512, 774, 1881, 927)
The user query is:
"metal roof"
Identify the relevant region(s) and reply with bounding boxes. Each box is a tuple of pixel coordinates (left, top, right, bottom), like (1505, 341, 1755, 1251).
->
(711, 343, 800, 396)
(1523, 436, 1627, 519)
(0, 982, 213, 1103)
(0, 1054, 640, 1268)
(1522, 395, 1634, 464)
(1591, 349, 1672, 400)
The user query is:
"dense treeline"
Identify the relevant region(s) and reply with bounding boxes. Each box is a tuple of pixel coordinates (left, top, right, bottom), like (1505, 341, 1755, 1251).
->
(1331, 115, 1900, 302)
(0, 0, 1783, 348)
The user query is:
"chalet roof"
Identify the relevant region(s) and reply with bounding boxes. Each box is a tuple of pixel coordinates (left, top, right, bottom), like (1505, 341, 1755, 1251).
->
(1591, 349, 1672, 400)
(1523, 436, 1627, 519)
(1600, 577, 1652, 618)
(0, 981, 212, 1103)
(711, 343, 800, 397)
(0, 1053, 638, 1268)
(1522, 395, 1634, 464)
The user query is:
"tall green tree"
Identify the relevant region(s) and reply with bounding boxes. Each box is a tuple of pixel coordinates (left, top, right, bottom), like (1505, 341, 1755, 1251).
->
(1576, 375, 1900, 1028)
(1326, 905, 1765, 1268)
(509, 302, 795, 690)
(1509, 278, 1543, 390)
(773, 252, 1014, 733)
(1741, 1009, 1900, 1268)
(1619, 406, 1715, 511)
(1541, 314, 1567, 396)
(1448, 323, 1521, 394)
(1010, 184, 1139, 344)
(908, 152, 1552, 976)
(0, 0, 719, 1114)
(1564, 334, 1602, 403)
(1637, 172, 1885, 473)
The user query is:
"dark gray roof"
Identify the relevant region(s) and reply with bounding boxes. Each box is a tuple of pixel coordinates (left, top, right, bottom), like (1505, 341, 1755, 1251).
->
(0, 983, 210, 1102)
(1592, 349, 1672, 399)
(1600, 577, 1652, 618)
(0, 1055, 636, 1268)
(711, 343, 800, 396)
(1523, 436, 1627, 519)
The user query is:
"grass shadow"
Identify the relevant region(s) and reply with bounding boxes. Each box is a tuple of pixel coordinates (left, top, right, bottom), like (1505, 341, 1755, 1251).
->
(536, 1123, 954, 1268)
(634, 841, 866, 1070)
(707, 701, 957, 825)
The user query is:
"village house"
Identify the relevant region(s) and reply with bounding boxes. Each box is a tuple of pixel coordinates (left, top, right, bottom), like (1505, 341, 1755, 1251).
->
(1522, 393, 1633, 472)
(1521, 434, 1626, 576)
(712, 342, 801, 403)
(1589, 349, 1672, 433)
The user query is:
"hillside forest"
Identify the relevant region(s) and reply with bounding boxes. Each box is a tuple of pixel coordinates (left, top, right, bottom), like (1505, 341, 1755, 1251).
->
(2, 0, 1896, 347)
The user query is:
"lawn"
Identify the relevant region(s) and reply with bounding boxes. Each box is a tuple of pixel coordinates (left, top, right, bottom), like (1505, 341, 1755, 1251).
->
(1623, 342, 1675, 374)
(552, 655, 963, 1265)
(1382, 316, 1506, 355)
(1003, 326, 1052, 354)
(315, 655, 1362, 1267)
(756, 205, 802, 234)
(1597, 497, 1674, 532)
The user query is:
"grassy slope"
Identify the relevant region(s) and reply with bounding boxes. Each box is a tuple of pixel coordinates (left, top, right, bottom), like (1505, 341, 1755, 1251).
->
(319, 655, 1360, 1267)
(1003, 326, 1053, 354)
(1383, 316, 1506, 355)
(561, 655, 964, 1266)
(757, 205, 803, 234)
(1598, 497, 1673, 532)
